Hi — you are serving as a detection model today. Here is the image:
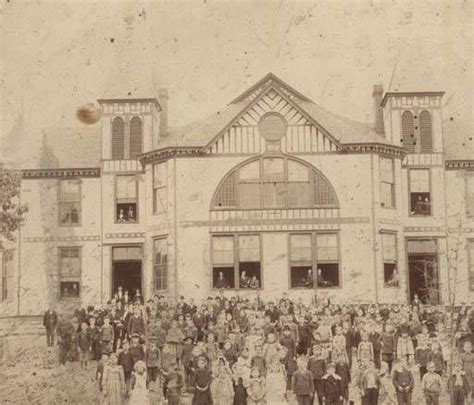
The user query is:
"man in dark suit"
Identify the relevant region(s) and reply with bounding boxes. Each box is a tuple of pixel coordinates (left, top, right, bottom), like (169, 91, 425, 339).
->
(43, 306, 58, 347)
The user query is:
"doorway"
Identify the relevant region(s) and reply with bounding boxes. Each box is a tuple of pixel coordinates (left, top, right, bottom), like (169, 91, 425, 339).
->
(111, 246, 143, 299)
(408, 254, 439, 304)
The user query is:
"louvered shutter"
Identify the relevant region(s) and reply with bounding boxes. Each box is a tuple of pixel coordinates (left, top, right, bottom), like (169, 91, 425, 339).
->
(112, 117, 125, 160)
(419, 111, 433, 153)
(401, 111, 415, 152)
(129, 117, 143, 159)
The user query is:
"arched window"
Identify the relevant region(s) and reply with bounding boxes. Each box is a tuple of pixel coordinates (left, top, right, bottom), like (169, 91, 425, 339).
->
(111, 117, 125, 160)
(129, 116, 143, 159)
(212, 157, 338, 210)
(401, 111, 415, 153)
(419, 110, 433, 153)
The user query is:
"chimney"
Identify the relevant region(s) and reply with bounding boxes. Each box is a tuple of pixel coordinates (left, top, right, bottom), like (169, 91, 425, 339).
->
(372, 84, 384, 135)
(159, 88, 169, 137)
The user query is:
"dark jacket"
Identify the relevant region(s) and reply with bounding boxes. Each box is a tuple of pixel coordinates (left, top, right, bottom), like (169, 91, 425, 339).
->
(127, 315, 145, 336)
(118, 350, 134, 373)
(43, 310, 58, 330)
(77, 329, 92, 351)
(130, 344, 145, 365)
(307, 357, 326, 380)
(292, 369, 315, 395)
(322, 374, 343, 398)
(392, 368, 414, 392)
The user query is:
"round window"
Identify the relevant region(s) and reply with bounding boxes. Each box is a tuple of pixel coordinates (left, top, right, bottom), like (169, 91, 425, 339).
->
(257, 113, 287, 142)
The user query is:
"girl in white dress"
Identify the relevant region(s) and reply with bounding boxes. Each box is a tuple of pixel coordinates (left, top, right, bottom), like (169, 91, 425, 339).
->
(129, 360, 149, 405)
(263, 332, 287, 405)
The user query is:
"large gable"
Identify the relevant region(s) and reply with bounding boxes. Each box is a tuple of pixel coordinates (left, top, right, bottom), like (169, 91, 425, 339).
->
(162, 73, 393, 155)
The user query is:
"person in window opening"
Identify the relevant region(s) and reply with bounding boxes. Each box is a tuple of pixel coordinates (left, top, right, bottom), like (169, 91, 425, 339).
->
(127, 205, 135, 221)
(249, 275, 260, 289)
(118, 208, 126, 222)
(240, 271, 250, 289)
(215, 271, 228, 289)
(304, 269, 314, 288)
(387, 269, 399, 287)
(317, 268, 331, 287)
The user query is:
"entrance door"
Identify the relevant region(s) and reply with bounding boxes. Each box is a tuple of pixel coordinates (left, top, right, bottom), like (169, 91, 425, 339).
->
(113, 261, 142, 297)
(112, 246, 142, 298)
(408, 254, 439, 304)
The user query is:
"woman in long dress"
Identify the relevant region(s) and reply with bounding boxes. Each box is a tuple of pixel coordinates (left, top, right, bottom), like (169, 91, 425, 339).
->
(211, 357, 235, 405)
(102, 353, 126, 405)
(263, 333, 287, 405)
(129, 360, 149, 405)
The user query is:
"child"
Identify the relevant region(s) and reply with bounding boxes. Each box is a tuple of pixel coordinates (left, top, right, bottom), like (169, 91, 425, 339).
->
(307, 344, 326, 405)
(280, 325, 297, 393)
(164, 366, 184, 405)
(102, 353, 126, 405)
(166, 319, 185, 364)
(145, 340, 161, 388)
(181, 336, 195, 392)
(460, 340, 474, 402)
(381, 323, 396, 375)
(448, 363, 470, 405)
(391, 358, 414, 405)
(192, 357, 212, 405)
(332, 325, 349, 365)
(251, 345, 267, 378)
(357, 332, 374, 366)
(211, 357, 235, 405)
(89, 316, 102, 361)
(415, 336, 431, 381)
(130, 333, 145, 365)
(247, 367, 266, 405)
(101, 316, 114, 354)
(427, 341, 445, 376)
(77, 321, 91, 369)
(234, 377, 248, 405)
(396, 331, 414, 365)
(359, 360, 381, 405)
(129, 360, 149, 405)
(96, 353, 109, 396)
(118, 340, 134, 395)
(321, 363, 344, 405)
(421, 361, 442, 405)
(335, 359, 351, 405)
(292, 357, 314, 405)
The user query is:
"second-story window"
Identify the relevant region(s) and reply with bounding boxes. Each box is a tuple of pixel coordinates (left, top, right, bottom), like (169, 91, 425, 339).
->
(59, 179, 81, 226)
(409, 169, 431, 216)
(380, 157, 395, 208)
(153, 162, 168, 214)
(116, 175, 138, 223)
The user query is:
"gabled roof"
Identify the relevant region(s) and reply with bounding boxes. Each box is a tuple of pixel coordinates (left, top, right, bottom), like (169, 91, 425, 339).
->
(159, 73, 393, 151)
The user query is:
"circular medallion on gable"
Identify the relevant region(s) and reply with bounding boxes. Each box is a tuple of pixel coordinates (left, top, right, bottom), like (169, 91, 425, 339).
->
(257, 112, 287, 142)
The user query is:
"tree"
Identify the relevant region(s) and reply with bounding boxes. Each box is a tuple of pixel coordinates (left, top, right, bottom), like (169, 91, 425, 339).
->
(0, 164, 28, 251)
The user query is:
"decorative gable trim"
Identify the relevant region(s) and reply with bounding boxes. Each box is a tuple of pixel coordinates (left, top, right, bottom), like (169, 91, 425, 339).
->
(205, 85, 341, 155)
(21, 167, 101, 179)
(229, 72, 312, 104)
(342, 143, 406, 158)
(140, 147, 204, 166)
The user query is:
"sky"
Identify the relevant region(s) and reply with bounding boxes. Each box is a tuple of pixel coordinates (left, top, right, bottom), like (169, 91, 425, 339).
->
(0, 0, 472, 162)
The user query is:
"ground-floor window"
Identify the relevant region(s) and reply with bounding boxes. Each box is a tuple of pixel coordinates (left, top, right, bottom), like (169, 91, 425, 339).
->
(153, 239, 168, 291)
(58, 247, 81, 299)
(382, 233, 399, 287)
(289, 233, 340, 289)
(212, 234, 261, 289)
(407, 239, 439, 304)
(1, 250, 14, 301)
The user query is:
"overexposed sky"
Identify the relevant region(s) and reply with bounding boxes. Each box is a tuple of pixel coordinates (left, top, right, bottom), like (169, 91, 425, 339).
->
(1, 0, 472, 159)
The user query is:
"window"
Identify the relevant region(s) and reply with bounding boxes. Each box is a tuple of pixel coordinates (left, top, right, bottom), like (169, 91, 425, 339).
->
(212, 236, 235, 289)
(469, 240, 474, 291)
(401, 111, 415, 153)
(409, 169, 431, 215)
(59, 247, 81, 299)
(467, 174, 474, 217)
(289, 233, 340, 288)
(290, 234, 313, 288)
(316, 234, 340, 287)
(380, 157, 395, 208)
(382, 233, 398, 287)
(419, 111, 433, 153)
(112, 117, 125, 160)
(59, 179, 81, 226)
(153, 238, 168, 291)
(211, 234, 261, 289)
(212, 157, 338, 210)
(1, 250, 14, 301)
(116, 176, 138, 222)
(153, 162, 168, 214)
(238, 235, 261, 289)
(129, 117, 143, 159)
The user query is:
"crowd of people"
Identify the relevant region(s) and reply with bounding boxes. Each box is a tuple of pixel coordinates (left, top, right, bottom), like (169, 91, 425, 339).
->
(43, 290, 474, 405)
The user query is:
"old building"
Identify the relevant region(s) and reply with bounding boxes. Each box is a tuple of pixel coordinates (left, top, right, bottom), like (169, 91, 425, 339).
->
(1, 73, 473, 315)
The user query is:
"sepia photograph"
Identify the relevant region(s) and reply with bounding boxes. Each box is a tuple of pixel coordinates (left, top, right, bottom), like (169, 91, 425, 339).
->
(0, 0, 473, 404)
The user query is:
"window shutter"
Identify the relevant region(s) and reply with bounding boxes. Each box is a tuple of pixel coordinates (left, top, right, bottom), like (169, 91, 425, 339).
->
(419, 111, 433, 153)
(116, 176, 136, 200)
(129, 117, 143, 159)
(401, 111, 415, 153)
(112, 117, 125, 160)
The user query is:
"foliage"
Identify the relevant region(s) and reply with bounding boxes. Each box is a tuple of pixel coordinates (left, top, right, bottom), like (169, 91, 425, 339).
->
(0, 165, 28, 250)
